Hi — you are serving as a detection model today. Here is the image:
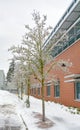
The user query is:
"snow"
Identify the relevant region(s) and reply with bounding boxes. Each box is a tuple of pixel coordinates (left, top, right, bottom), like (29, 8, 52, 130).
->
(0, 90, 80, 130)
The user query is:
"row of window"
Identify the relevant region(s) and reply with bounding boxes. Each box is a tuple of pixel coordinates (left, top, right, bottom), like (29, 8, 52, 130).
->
(31, 82, 80, 100)
(31, 83, 60, 98)
(46, 84, 60, 97)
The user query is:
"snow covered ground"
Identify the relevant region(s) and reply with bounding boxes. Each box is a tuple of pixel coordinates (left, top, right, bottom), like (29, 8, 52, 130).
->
(0, 90, 80, 130)
(0, 90, 25, 129)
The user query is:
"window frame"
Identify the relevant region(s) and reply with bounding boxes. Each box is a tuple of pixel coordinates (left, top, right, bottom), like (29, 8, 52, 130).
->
(54, 80, 60, 98)
(34, 88, 36, 95)
(75, 81, 80, 100)
(38, 88, 40, 96)
(46, 85, 51, 97)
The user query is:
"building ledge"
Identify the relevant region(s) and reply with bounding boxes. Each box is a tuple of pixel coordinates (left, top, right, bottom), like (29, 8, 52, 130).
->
(75, 99, 80, 102)
(64, 74, 80, 79)
(64, 74, 80, 83)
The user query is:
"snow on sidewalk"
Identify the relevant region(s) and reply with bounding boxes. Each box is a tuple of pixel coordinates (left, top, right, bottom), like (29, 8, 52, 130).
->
(0, 90, 24, 130)
(0, 90, 80, 130)
(19, 96, 80, 130)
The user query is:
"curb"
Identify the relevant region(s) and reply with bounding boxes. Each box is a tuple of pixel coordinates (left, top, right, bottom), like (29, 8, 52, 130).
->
(20, 115, 28, 130)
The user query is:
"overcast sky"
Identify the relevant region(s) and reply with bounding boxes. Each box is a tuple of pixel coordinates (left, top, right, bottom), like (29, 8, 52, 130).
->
(0, 0, 73, 75)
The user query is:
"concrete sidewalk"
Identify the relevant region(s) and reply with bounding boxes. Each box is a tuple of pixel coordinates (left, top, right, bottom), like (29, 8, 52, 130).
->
(0, 104, 23, 130)
(0, 117, 21, 130)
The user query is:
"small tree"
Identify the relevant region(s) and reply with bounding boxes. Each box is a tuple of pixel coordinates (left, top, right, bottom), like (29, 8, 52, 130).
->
(8, 46, 32, 107)
(22, 11, 71, 121)
(11, 62, 24, 99)
(9, 11, 71, 121)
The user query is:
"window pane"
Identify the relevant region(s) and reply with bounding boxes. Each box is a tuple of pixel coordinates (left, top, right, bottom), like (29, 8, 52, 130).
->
(47, 86, 50, 96)
(75, 82, 80, 99)
(34, 88, 36, 95)
(38, 88, 40, 95)
(54, 84, 60, 97)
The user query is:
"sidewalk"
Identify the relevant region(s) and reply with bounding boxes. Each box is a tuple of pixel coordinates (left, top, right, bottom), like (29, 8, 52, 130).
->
(0, 104, 24, 130)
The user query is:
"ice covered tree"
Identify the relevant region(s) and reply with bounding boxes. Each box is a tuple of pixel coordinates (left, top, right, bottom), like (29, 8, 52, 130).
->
(21, 11, 71, 121)
(11, 62, 24, 99)
(8, 45, 32, 107)
(9, 10, 71, 121)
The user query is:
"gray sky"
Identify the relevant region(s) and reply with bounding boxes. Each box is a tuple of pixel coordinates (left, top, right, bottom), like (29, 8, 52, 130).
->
(0, 0, 73, 75)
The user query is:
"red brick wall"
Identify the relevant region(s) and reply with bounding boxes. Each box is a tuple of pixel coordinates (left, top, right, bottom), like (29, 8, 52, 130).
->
(55, 40, 80, 108)
(31, 40, 80, 108)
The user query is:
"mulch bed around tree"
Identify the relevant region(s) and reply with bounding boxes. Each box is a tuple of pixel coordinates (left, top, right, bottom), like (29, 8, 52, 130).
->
(33, 112, 55, 129)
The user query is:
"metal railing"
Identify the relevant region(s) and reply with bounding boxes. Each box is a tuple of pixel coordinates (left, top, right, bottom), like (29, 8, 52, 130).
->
(51, 31, 80, 57)
(44, 0, 79, 47)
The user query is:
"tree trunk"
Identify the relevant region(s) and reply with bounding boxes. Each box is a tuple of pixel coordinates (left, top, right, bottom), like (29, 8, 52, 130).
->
(26, 78, 30, 107)
(17, 87, 20, 98)
(41, 78, 45, 122)
(21, 83, 23, 100)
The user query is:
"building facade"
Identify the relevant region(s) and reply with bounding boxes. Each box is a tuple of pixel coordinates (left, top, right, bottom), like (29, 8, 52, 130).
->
(0, 70, 5, 89)
(30, 0, 80, 108)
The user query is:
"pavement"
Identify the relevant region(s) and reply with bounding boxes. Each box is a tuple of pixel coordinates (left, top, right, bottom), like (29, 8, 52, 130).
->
(0, 104, 24, 130)
(0, 117, 21, 130)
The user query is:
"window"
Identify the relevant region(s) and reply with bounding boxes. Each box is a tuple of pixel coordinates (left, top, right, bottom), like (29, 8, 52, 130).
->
(34, 88, 36, 95)
(47, 85, 50, 96)
(54, 80, 60, 97)
(75, 82, 80, 100)
(31, 88, 34, 95)
(38, 88, 40, 95)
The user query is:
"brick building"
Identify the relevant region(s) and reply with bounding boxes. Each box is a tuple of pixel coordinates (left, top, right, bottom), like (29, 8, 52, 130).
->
(30, 0, 80, 108)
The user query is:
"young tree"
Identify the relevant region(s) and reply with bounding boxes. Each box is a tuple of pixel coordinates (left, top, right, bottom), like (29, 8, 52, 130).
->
(12, 62, 24, 99)
(22, 11, 71, 122)
(9, 46, 32, 107)
(9, 11, 71, 122)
